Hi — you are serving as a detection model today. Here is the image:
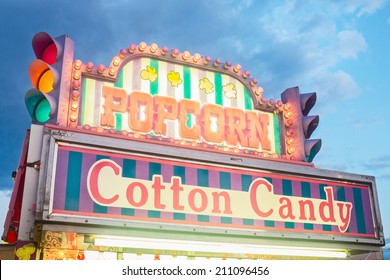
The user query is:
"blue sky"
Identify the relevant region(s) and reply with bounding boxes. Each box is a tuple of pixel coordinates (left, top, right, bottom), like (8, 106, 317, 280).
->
(0, 0, 389, 257)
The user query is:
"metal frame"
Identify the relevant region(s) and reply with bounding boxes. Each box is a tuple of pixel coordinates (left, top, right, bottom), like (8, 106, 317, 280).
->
(35, 125, 385, 251)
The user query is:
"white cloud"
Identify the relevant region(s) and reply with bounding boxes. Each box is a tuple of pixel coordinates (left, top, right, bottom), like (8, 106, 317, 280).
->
(336, 30, 368, 59)
(343, 0, 386, 16)
(313, 70, 361, 102)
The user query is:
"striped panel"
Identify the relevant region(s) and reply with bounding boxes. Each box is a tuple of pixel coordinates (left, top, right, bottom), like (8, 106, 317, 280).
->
(53, 146, 376, 237)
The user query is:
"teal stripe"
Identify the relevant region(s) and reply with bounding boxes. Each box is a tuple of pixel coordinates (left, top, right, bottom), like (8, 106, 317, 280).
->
(121, 159, 136, 216)
(197, 169, 209, 187)
(353, 188, 366, 233)
(173, 213, 186, 220)
(244, 87, 253, 110)
(173, 166, 186, 220)
(273, 114, 281, 155)
(65, 152, 82, 211)
(264, 220, 275, 227)
(197, 169, 209, 222)
(94, 155, 109, 214)
(243, 219, 254, 225)
(148, 162, 161, 218)
(183, 67, 192, 127)
(114, 70, 123, 88)
(174, 166, 186, 184)
(221, 217, 232, 224)
(219, 172, 231, 190)
(149, 162, 161, 179)
(122, 159, 136, 178)
(198, 215, 209, 222)
(282, 180, 292, 196)
(320, 184, 332, 231)
(282, 180, 294, 229)
(214, 73, 223, 106)
(336, 186, 346, 201)
(183, 67, 191, 99)
(150, 59, 159, 95)
(241, 174, 252, 192)
(301, 181, 314, 230)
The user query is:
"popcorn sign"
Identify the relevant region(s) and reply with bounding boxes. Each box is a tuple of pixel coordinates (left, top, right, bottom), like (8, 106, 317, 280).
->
(77, 55, 282, 157)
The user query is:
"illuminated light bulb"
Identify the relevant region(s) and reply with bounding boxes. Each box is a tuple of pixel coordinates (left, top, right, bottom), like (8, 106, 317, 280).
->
(233, 64, 241, 73)
(138, 42, 147, 52)
(70, 112, 78, 122)
(72, 80, 81, 90)
(70, 100, 78, 111)
(150, 43, 158, 53)
(285, 119, 294, 127)
(108, 66, 116, 76)
(71, 90, 80, 100)
(73, 59, 82, 70)
(286, 129, 294, 136)
(182, 51, 190, 60)
(86, 62, 94, 72)
(214, 58, 221, 67)
(96, 127, 104, 133)
(287, 147, 295, 154)
(73, 71, 81, 80)
(224, 60, 231, 69)
(233, 147, 240, 153)
(191, 141, 197, 147)
(251, 78, 258, 86)
(119, 48, 128, 58)
(284, 111, 292, 119)
(180, 139, 187, 145)
(161, 46, 169, 55)
(128, 43, 137, 54)
(193, 53, 201, 62)
(134, 132, 140, 138)
(272, 154, 278, 159)
(242, 70, 250, 79)
(121, 130, 128, 136)
(112, 56, 121, 67)
(171, 48, 179, 58)
(255, 87, 263, 96)
(97, 64, 105, 74)
(286, 138, 294, 145)
(284, 103, 292, 110)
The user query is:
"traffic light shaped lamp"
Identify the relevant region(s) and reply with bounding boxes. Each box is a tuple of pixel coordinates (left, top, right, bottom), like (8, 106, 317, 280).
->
(25, 32, 74, 124)
(281, 87, 322, 163)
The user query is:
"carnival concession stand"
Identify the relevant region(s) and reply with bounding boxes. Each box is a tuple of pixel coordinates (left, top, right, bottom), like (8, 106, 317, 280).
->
(1, 32, 385, 260)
